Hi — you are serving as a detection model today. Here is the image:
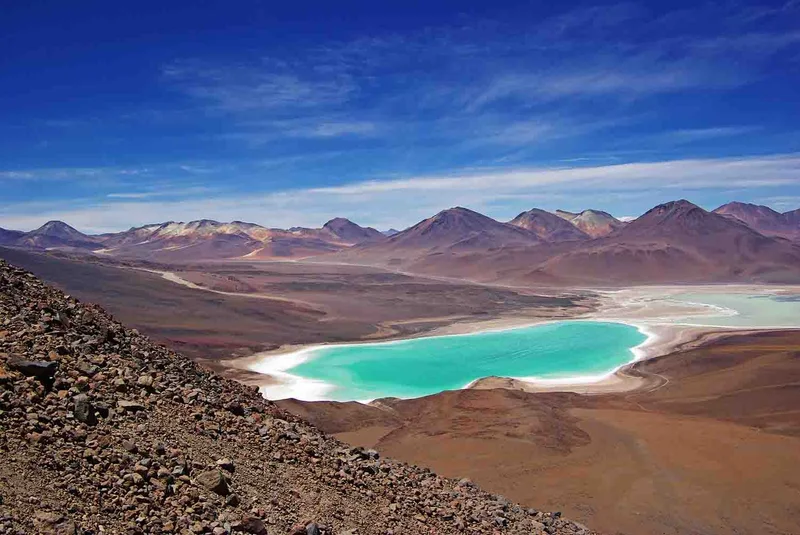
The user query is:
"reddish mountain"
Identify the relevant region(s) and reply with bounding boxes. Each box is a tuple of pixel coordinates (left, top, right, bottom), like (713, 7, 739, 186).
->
(784, 208, 800, 224)
(531, 200, 800, 284)
(0, 227, 25, 245)
(96, 220, 343, 261)
(509, 208, 589, 242)
(15, 221, 101, 250)
(330, 207, 541, 275)
(321, 217, 386, 244)
(5, 200, 800, 283)
(713, 201, 800, 240)
(375, 207, 538, 251)
(555, 209, 624, 237)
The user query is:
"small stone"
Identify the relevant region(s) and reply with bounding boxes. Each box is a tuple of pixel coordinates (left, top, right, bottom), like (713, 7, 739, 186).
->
(216, 458, 235, 472)
(224, 402, 245, 416)
(237, 516, 267, 534)
(73, 394, 96, 425)
(117, 400, 145, 412)
(194, 469, 230, 496)
(32, 511, 76, 534)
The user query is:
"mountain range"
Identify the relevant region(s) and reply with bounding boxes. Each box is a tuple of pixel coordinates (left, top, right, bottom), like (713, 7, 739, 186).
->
(2, 200, 800, 284)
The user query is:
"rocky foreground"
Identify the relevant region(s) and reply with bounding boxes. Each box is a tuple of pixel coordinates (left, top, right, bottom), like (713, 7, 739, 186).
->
(0, 259, 594, 535)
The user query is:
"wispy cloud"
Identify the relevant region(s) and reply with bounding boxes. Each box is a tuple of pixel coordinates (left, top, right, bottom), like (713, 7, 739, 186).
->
(650, 126, 758, 144)
(305, 121, 377, 138)
(106, 192, 153, 199)
(0, 166, 140, 185)
(162, 59, 356, 113)
(158, 3, 799, 154)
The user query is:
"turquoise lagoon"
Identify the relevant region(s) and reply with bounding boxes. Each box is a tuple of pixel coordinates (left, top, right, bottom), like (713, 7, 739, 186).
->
(283, 321, 647, 401)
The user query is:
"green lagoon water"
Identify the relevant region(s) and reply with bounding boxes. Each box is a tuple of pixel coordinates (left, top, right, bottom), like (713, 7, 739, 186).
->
(671, 292, 800, 328)
(287, 321, 646, 401)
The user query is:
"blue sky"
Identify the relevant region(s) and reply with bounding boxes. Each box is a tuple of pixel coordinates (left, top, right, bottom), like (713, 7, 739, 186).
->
(2, 0, 800, 232)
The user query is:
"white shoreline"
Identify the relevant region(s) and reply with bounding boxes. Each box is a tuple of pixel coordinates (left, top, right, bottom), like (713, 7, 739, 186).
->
(249, 320, 658, 402)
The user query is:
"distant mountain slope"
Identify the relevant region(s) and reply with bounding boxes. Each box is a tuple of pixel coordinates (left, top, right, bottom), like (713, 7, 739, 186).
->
(1, 218, 384, 261)
(533, 200, 800, 284)
(5, 200, 800, 283)
(97, 219, 344, 261)
(714, 201, 800, 240)
(0, 227, 25, 245)
(15, 221, 101, 250)
(338, 207, 540, 269)
(387, 207, 538, 250)
(322, 217, 386, 244)
(509, 208, 589, 242)
(556, 209, 624, 237)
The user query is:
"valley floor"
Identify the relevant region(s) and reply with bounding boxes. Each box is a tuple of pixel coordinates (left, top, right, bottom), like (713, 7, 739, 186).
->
(3, 247, 800, 534)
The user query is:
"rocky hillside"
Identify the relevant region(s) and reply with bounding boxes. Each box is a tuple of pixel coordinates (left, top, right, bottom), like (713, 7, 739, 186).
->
(0, 260, 593, 535)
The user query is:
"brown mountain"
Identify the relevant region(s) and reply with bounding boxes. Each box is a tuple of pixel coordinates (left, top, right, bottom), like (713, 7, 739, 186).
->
(95, 220, 345, 261)
(784, 208, 800, 227)
(322, 217, 385, 244)
(7, 200, 800, 283)
(509, 209, 589, 242)
(328, 201, 800, 284)
(377, 207, 538, 251)
(332, 207, 541, 272)
(532, 200, 800, 284)
(95, 220, 266, 261)
(326, 207, 547, 280)
(714, 201, 800, 240)
(555, 209, 624, 237)
(15, 221, 101, 250)
(0, 227, 25, 245)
